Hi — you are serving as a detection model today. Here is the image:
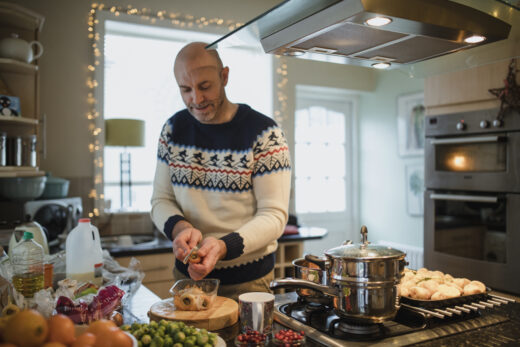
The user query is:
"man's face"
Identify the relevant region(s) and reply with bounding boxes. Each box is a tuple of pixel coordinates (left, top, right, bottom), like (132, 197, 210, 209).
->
(175, 63, 229, 124)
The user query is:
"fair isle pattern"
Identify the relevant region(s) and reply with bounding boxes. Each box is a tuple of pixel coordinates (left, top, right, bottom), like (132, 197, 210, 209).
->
(158, 126, 290, 192)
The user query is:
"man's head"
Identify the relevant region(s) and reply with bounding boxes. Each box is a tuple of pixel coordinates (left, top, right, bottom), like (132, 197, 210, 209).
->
(174, 42, 230, 124)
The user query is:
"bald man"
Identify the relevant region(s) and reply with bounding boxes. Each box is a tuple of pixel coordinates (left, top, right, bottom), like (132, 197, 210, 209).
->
(150, 42, 292, 300)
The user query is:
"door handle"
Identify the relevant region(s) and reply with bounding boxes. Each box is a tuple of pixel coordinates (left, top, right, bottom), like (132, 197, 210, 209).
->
(430, 135, 504, 145)
(430, 193, 498, 203)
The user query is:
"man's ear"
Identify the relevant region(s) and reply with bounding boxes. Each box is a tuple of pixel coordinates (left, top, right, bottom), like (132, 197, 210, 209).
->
(221, 66, 230, 86)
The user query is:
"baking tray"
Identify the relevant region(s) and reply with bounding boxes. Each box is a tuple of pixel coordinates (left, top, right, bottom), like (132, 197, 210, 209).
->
(399, 287, 491, 308)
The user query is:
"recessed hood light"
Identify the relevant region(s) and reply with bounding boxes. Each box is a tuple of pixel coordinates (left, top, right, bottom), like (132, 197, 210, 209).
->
(371, 62, 391, 69)
(464, 35, 486, 44)
(365, 16, 392, 27)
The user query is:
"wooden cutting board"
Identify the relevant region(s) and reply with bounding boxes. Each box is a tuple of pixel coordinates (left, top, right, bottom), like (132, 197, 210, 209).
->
(148, 296, 238, 331)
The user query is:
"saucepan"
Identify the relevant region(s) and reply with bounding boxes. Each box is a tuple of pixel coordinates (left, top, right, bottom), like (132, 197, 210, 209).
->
(271, 226, 407, 323)
(292, 258, 332, 305)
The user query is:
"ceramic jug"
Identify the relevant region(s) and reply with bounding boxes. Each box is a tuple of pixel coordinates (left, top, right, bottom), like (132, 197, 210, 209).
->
(0, 33, 44, 63)
(8, 221, 49, 257)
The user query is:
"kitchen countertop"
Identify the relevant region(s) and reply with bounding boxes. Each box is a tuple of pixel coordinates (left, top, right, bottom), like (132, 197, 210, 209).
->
(108, 226, 327, 257)
(122, 286, 520, 347)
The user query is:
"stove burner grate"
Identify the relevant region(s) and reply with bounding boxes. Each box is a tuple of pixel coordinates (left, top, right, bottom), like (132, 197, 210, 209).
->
(335, 320, 382, 335)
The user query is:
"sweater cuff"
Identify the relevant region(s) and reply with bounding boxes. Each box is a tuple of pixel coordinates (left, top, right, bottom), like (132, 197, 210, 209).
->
(220, 232, 244, 260)
(164, 215, 187, 241)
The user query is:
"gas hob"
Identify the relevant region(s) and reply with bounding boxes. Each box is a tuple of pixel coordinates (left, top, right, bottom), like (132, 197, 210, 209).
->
(273, 292, 513, 347)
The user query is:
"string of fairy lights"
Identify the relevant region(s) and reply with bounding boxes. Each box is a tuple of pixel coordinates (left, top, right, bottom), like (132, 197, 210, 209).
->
(86, 3, 289, 217)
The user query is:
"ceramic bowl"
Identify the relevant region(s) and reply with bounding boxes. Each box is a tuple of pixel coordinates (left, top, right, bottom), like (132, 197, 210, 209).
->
(0, 176, 46, 201)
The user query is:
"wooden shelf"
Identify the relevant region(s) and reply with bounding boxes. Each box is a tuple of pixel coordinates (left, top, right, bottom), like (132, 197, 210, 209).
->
(0, 2, 45, 32)
(0, 166, 44, 178)
(0, 115, 38, 125)
(0, 58, 38, 74)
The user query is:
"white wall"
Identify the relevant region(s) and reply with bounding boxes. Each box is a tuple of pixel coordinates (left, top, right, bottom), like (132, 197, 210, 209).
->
(359, 70, 425, 248)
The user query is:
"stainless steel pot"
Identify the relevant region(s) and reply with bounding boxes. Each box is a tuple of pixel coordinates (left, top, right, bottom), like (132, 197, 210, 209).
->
(292, 258, 332, 305)
(271, 226, 406, 323)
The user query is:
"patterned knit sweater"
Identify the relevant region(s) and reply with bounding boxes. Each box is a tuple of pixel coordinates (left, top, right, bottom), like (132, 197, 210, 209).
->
(150, 104, 291, 284)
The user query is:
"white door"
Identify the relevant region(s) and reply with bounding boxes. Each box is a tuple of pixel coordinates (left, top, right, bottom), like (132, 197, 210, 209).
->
(294, 86, 359, 254)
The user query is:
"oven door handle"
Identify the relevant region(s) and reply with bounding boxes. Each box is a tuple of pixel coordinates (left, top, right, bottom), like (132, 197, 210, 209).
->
(430, 135, 504, 145)
(430, 193, 498, 203)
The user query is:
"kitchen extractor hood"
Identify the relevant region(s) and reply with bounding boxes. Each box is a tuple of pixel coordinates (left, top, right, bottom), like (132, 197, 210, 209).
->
(207, 0, 512, 69)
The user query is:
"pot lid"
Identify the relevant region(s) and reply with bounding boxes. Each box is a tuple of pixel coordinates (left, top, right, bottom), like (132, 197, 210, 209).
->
(325, 226, 405, 259)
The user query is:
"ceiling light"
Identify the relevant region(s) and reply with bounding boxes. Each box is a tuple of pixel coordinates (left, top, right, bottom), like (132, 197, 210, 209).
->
(371, 62, 391, 69)
(464, 35, 486, 44)
(283, 50, 305, 56)
(365, 16, 392, 27)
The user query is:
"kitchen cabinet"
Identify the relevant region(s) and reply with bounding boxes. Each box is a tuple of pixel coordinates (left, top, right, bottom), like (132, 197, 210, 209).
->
(424, 59, 516, 116)
(0, 3, 44, 177)
(115, 253, 175, 299)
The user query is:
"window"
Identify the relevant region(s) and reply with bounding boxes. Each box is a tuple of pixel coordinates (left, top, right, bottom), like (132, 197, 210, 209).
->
(294, 86, 358, 233)
(100, 19, 272, 211)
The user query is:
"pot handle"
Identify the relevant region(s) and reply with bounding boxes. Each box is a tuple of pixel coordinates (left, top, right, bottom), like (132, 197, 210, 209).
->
(304, 254, 328, 271)
(270, 278, 337, 296)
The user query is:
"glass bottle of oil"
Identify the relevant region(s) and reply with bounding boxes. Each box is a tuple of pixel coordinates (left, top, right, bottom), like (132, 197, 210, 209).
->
(10, 231, 44, 298)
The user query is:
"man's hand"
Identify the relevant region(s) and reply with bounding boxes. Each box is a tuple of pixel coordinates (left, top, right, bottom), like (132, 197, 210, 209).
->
(172, 227, 202, 262)
(187, 237, 227, 280)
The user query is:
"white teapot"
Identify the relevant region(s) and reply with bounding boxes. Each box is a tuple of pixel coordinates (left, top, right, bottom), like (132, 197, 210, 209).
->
(0, 33, 44, 63)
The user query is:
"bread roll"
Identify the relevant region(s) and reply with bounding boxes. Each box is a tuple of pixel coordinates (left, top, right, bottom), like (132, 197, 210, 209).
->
(409, 286, 431, 300)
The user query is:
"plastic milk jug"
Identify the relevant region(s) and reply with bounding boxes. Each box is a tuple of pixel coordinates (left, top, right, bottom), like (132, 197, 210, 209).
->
(66, 218, 104, 286)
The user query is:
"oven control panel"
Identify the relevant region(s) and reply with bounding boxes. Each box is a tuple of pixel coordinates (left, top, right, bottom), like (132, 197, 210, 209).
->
(426, 108, 519, 137)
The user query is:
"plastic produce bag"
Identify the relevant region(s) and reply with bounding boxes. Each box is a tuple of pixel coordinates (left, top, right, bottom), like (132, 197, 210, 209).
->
(102, 250, 144, 300)
(55, 284, 125, 324)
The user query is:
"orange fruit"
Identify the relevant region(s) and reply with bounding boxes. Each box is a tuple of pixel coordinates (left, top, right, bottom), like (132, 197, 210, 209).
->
(72, 332, 96, 347)
(86, 319, 117, 338)
(109, 329, 132, 347)
(93, 326, 120, 347)
(47, 314, 76, 344)
(42, 343, 67, 347)
(3, 309, 48, 347)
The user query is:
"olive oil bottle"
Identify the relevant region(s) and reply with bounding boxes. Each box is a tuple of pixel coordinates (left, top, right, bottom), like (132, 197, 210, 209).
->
(10, 231, 44, 298)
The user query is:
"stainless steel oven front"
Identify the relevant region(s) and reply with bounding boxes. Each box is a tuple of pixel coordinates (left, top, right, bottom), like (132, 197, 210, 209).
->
(425, 108, 520, 193)
(424, 190, 520, 294)
(424, 108, 520, 295)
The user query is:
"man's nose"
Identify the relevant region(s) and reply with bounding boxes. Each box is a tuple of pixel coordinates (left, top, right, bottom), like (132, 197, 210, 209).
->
(192, 89, 204, 104)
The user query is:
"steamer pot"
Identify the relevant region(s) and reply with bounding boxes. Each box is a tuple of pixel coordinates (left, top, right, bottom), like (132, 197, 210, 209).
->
(271, 226, 406, 323)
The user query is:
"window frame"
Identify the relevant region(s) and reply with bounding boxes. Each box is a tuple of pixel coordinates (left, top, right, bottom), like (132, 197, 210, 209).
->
(93, 11, 273, 214)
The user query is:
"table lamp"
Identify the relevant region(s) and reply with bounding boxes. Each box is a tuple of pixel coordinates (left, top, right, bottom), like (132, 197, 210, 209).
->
(105, 118, 145, 209)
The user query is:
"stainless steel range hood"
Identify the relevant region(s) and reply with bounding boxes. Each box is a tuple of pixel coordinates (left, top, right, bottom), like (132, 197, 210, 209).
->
(207, 0, 512, 69)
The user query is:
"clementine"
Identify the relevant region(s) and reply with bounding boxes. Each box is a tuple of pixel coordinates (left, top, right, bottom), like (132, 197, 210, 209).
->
(42, 343, 67, 347)
(47, 314, 76, 345)
(72, 332, 96, 347)
(3, 309, 48, 347)
(109, 329, 132, 347)
(86, 319, 117, 337)
(92, 326, 120, 347)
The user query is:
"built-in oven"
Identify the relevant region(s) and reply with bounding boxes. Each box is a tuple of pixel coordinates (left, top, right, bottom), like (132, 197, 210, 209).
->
(424, 108, 520, 295)
(424, 190, 520, 294)
(425, 108, 520, 193)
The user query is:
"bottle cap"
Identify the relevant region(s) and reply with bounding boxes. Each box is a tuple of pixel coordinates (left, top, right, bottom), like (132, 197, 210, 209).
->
(22, 231, 34, 240)
(79, 218, 91, 223)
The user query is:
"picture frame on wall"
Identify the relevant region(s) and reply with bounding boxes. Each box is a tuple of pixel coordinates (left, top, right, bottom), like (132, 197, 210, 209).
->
(405, 162, 424, 216)
(397, 92, 425, 157)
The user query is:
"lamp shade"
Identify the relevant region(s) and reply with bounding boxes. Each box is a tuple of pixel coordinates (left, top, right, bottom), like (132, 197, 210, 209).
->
(105, 118, 145, 147)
